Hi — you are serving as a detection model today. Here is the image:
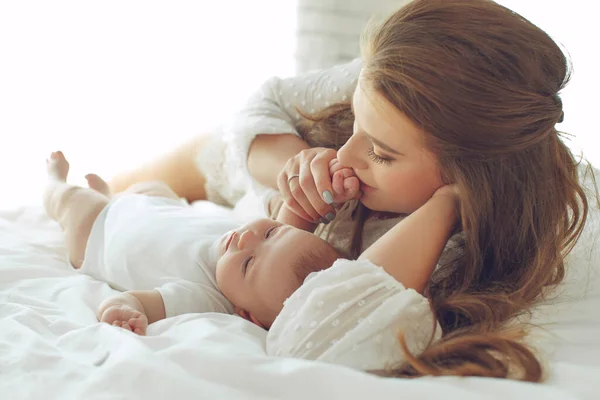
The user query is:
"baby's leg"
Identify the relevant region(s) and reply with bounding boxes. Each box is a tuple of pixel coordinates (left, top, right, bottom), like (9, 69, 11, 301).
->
(44, 152, 110, 268)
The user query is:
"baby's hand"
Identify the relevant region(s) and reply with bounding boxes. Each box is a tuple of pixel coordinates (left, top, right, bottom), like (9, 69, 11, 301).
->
(329, 159, 361, 204)
(100, 304, 148, 335)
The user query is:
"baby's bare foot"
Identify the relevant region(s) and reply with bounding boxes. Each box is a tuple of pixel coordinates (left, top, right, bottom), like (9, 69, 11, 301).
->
(85, 173, 111, 196)
(46, 151, 70, 182)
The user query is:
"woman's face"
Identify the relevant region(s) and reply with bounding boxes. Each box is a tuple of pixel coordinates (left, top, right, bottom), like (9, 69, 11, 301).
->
(337, 76, 444, 214)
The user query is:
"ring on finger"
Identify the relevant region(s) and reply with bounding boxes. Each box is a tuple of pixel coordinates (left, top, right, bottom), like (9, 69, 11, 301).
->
(287, 174, 300, 184)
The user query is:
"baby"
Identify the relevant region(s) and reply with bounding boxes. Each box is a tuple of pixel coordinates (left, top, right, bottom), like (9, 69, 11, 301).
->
(43, 151, 340, 334)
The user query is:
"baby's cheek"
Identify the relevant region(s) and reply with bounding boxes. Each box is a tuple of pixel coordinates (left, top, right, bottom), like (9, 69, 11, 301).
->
(214, 259, 228, 289)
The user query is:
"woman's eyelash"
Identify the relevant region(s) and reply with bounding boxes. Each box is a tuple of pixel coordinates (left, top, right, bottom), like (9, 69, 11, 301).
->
(368, 147, 392, 165)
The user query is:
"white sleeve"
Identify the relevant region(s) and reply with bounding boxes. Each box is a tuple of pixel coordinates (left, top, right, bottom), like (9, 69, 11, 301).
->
(210, 59, 362, 196)
(266, 259, 441, 371)
(155, 279, 235, 318)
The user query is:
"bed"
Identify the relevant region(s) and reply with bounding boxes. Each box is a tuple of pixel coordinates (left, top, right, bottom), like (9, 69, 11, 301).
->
(1, 175, 599, 399)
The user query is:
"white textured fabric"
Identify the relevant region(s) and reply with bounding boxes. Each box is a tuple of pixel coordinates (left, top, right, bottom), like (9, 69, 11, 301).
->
(267, 258, 441, 370)
(79, 194, 240, 318)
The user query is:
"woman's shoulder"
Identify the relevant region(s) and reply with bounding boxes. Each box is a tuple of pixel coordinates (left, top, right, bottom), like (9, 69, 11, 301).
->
(266, 258, 441, 370)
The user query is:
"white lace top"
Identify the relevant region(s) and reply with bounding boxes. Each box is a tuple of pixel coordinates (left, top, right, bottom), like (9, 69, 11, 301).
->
(195, 59, 463, 370)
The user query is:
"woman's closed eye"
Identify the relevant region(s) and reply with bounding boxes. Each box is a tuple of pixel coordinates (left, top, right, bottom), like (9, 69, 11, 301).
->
(368, 147, 393, 165)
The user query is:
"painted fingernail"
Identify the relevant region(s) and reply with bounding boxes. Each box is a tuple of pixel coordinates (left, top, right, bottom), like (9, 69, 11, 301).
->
(326, 212, 336, 221)
(319, 217, 329, 224)
(323, 190, 334, 204)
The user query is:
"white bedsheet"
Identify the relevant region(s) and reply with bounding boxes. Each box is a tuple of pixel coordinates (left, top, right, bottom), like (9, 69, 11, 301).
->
(1, 200, 599, 400)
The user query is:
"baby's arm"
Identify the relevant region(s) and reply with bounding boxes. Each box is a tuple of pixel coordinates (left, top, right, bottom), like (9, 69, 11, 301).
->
(359, 188, 459, 293)
(97, 290, 166, 335)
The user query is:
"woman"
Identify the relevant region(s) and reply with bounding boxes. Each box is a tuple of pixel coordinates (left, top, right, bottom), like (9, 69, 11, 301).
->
(109, 0, 594, 381)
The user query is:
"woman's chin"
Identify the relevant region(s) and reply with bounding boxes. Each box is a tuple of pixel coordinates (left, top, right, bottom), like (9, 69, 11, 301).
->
(358, 194, 385, 211)
(359, 194, 408, 214)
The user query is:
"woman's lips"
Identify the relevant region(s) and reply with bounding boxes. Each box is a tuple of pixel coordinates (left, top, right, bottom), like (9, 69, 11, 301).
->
(355, 174, 374, 193)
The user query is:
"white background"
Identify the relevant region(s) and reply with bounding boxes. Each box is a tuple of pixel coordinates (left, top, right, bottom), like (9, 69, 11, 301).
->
(497, 0, 599, 166)
(0, 0, 597, 209)
(0, 1, 297, 208)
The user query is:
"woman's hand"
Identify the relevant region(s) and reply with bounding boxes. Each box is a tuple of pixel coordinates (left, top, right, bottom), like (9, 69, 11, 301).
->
(277, 147, 339, 223)
(278, 149, 362, 222)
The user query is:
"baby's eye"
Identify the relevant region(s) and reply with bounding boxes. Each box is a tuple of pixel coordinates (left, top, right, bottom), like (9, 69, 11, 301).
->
(265, 226, 277, 239)
(243, 256, 253, 275)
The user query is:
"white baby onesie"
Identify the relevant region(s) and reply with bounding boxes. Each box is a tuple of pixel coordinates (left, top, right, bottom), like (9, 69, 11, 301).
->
(79, 194, 242, 317)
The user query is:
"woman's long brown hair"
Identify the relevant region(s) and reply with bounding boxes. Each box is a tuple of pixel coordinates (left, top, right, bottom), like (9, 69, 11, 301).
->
(297, 0, 593, 381)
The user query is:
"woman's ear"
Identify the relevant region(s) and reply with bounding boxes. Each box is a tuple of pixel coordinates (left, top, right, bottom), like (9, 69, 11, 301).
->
(235, 307, 267, 329)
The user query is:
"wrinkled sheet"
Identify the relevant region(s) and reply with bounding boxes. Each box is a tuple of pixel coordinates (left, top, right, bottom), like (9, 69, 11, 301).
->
(1, 201, 599, 400)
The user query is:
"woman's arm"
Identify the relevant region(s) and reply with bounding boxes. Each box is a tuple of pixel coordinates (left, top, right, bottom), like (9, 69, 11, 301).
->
(248, 134, 310, 189)
(359, 191, 459, 293)
(108, 134, 211, 202)
(224, 59, 361, 189)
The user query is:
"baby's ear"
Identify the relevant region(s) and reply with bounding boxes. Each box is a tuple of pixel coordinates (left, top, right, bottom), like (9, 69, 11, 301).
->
(235, 307, 267, 329)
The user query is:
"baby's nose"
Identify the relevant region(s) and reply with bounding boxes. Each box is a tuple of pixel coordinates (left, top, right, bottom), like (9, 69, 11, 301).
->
(237, 229, 257, 250)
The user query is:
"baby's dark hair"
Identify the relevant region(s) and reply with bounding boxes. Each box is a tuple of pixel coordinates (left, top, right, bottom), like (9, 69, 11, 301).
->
(291, 240, 341, 286)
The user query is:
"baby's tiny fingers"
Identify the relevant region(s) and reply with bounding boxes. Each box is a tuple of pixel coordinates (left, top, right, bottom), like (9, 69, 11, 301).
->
(344, 177, 361, 199)
(332, 171, 345, 198)
(340, 168, 355, 178)
(133, 327, 145, 336)
(329, 159, 345, 175)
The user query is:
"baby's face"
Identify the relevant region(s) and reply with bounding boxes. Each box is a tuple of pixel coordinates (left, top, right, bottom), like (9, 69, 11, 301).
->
(215, 218, 327, 328)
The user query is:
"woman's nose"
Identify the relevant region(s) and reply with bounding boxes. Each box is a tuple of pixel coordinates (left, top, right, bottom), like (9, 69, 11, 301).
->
(237, 229, 257, 251)
(338, 134, 368, 170)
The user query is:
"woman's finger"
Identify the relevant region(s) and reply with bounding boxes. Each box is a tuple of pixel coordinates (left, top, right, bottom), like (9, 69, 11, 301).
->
(277, 167, 313, 222)
(297, 162, 334, 221)
(278, 171, 314, 222)
(311, 150, 337, 206)
(329, 158, 345, 175)
(290, 167, 322, 222)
